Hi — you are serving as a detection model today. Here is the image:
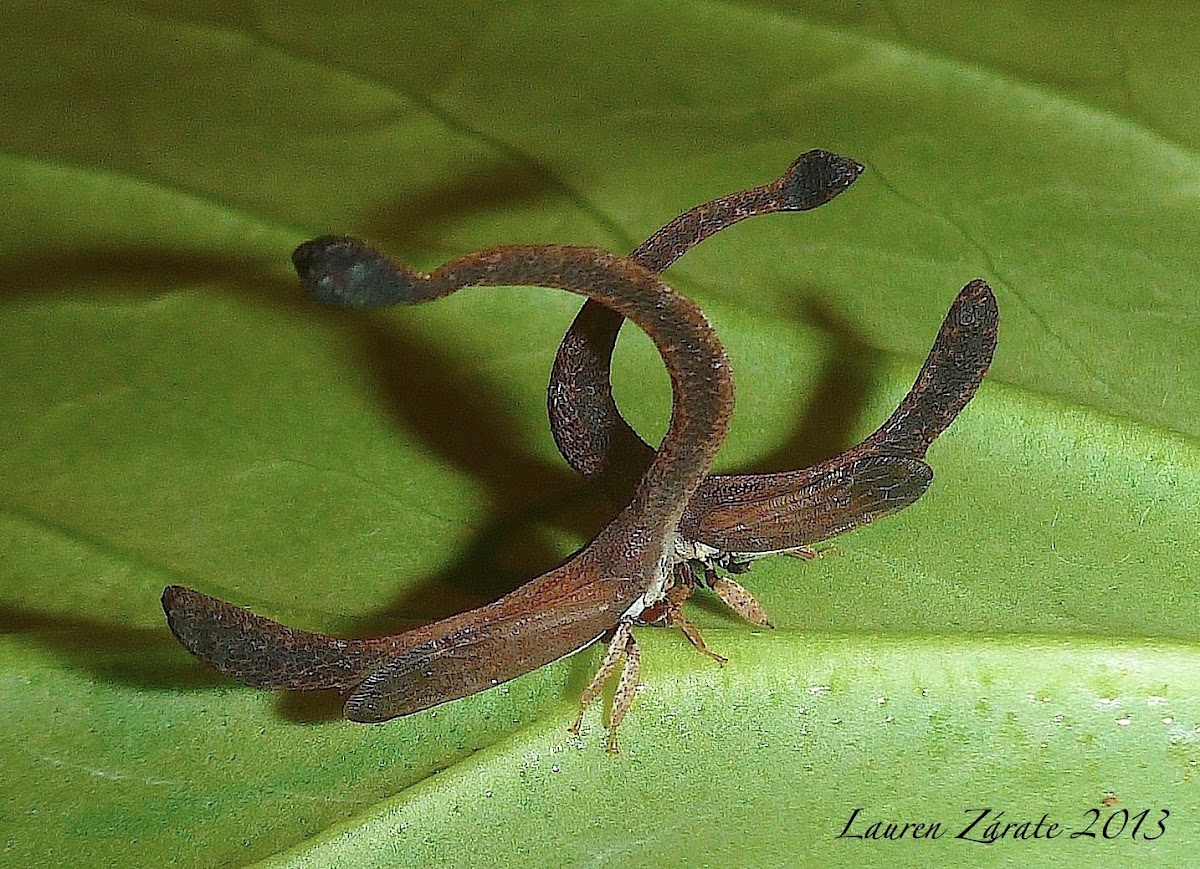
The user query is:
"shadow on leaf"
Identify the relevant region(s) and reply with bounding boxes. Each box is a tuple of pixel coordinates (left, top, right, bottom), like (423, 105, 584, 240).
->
(0, 230, 892, 723)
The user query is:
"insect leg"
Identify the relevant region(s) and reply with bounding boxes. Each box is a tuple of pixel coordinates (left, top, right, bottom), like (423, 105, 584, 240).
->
(663, 572, 728, 665)
(706, 568, 774, 629)
(570, 620, 633, 735)
(606, 631, 642, 754)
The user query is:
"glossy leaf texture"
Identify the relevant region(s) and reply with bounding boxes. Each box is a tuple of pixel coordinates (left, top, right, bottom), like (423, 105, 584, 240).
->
(2, 2, 1199, 866)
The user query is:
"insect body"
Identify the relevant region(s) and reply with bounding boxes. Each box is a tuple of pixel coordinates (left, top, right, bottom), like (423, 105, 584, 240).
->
(163, 243, 734, 749)
(548, 154, 998, 641)
(162, 153, 998, 749)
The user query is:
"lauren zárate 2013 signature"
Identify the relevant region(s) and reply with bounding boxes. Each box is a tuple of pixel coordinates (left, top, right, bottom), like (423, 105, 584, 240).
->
(837, 806, 1169, 844)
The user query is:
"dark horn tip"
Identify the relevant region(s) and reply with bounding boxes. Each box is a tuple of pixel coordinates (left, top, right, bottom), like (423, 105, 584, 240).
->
(161, 584, 196, 618)
(956, 279, 1000, 325)
(779, 149, 865, 211)
(291, 235, 419, 310)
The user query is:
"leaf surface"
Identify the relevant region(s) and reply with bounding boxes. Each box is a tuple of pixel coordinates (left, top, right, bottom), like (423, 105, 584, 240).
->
(2, 2, 1198, 865)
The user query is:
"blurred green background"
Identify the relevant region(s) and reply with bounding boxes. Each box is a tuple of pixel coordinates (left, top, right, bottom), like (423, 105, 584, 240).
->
(2, 2, 1198, 866)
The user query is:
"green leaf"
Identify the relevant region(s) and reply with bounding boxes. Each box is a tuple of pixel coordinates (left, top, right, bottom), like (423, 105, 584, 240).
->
(3, 2, 1198, 865)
